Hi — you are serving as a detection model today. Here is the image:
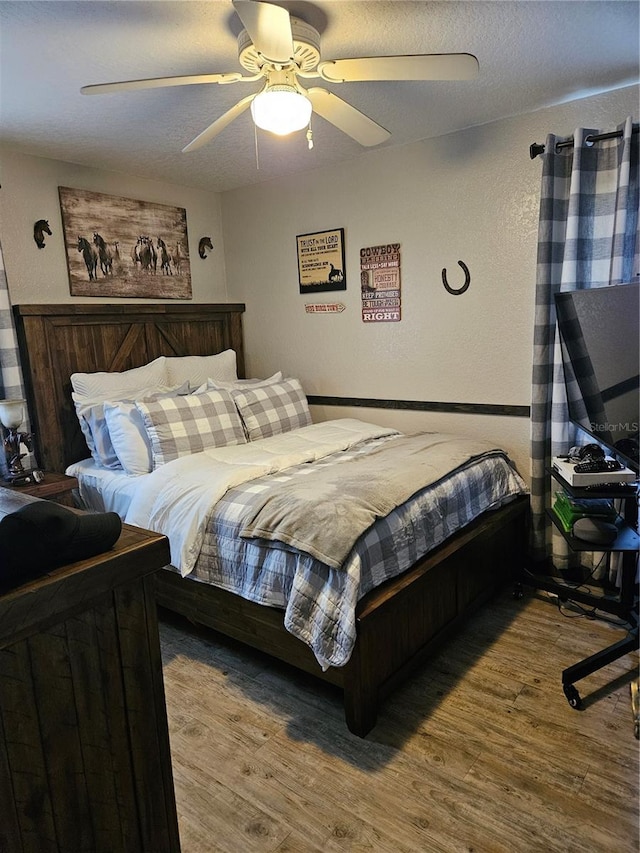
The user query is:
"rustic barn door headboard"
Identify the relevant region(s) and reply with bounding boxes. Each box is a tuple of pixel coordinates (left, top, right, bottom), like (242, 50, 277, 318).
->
(13, 303, 246, 474)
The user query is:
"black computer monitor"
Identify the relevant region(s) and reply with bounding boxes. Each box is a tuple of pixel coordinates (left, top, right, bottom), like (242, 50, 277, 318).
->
(555, 281, 639, 473)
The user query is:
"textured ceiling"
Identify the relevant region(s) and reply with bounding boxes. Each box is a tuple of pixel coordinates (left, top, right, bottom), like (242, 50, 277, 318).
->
(0, 1, 638, 193)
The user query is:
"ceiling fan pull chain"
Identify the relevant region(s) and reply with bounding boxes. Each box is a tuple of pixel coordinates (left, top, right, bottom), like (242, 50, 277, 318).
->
(307, 121, 314, 150)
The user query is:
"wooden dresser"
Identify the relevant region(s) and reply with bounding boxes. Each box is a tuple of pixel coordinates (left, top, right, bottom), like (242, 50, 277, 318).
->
(0, 490, 180, 853)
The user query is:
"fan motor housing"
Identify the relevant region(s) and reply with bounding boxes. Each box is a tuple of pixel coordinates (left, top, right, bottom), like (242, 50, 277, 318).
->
(238, 18, 321, 72)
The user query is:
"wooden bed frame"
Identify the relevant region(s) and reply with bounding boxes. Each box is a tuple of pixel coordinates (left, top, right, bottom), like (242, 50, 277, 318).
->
(13, 303, 528, 737)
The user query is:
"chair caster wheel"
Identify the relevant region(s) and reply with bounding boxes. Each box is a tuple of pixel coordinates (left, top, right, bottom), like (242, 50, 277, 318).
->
(563, 683, 582, 709)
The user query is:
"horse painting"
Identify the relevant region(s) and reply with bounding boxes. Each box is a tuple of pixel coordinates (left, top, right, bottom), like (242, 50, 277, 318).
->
(77, 236, 99, 281)
(59, 188, 191, 298)
(93, 232, 113, 276)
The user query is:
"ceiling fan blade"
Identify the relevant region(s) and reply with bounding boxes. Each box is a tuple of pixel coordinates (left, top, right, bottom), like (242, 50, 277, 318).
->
(307, 88, 390, 147)
(318, 54, 479, 83)
(182, 94, 255, 152)
(81, 72, 243, 96)
(232, 0, 293, 64)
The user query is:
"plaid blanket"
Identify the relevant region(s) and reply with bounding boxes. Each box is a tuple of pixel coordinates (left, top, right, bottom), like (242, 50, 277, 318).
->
(239, 432, 506, 568)
(185, 439, 528, 669)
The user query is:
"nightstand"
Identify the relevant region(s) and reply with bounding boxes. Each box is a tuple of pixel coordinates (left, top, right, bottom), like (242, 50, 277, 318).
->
(2, 471, 78, 506)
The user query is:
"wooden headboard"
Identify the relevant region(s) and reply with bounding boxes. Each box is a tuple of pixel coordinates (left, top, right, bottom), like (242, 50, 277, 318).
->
(13, 303, 246, 474)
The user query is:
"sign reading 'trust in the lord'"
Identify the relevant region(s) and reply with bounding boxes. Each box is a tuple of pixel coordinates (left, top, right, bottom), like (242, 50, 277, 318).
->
(297, 228, 346, 294)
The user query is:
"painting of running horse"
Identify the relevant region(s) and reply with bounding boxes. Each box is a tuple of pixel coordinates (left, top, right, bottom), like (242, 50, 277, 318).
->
(58, 186, 191, 299)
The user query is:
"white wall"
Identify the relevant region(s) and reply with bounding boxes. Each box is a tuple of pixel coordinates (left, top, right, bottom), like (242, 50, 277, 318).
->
(221, 85, 639, 481)
(0, 148, 227, 304)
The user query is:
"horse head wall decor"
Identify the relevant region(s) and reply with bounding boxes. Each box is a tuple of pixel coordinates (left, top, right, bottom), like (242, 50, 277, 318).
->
(198, 236, 214, 259)
(33, 220, 52, 249)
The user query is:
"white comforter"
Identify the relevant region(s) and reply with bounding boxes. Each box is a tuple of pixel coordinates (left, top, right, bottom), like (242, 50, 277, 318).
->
(125, 419, 399, 575)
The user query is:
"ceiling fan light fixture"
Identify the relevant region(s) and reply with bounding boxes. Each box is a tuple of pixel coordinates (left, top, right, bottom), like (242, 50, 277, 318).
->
(251, 86, 312, 136)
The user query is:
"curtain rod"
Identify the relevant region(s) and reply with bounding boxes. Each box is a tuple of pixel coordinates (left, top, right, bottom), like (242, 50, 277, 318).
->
(529, 124, 639, 160)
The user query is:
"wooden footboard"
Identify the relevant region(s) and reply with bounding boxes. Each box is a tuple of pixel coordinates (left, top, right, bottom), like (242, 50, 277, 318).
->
(155, 495, 529, 737)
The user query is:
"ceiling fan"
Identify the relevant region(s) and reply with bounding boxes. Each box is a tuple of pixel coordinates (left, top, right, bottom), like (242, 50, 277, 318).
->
(81, 0, 479, 152)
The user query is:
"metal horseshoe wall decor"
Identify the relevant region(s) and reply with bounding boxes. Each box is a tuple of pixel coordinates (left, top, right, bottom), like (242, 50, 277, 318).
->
(442, 260, 471, 295)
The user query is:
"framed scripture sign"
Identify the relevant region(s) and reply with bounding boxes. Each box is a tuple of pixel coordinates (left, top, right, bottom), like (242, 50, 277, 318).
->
(297, 228, 346, 293)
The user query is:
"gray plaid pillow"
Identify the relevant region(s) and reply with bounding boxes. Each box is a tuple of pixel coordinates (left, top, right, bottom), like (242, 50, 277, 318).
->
(232, 378, 312, 441)
(136, 389, 246, 467)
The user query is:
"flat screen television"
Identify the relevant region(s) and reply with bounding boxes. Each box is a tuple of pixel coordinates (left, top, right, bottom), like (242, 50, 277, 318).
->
(555, 281, 639, 474)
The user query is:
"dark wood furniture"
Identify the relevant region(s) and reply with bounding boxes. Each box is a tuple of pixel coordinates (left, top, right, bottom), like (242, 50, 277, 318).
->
(1, 471, 78, 506)
(13, 303, 529, 736)
(0, 489, 179, 853)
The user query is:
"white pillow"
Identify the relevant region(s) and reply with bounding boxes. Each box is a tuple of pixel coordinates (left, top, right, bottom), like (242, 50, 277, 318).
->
(104, 401, 152, 475)
(165, 350, 237, 389)
(71, 357, 169, 462)
(231, 378, 312, 441)
(136, 389, 247, 467)
(71, 356, 167, 399)
(194, 371, 283, 395)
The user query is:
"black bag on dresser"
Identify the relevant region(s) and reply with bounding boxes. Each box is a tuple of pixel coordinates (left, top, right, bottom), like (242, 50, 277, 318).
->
(0, 498, 121, 591)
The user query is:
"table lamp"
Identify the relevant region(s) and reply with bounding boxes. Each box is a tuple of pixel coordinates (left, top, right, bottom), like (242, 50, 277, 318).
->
(0, 399, 33, 483)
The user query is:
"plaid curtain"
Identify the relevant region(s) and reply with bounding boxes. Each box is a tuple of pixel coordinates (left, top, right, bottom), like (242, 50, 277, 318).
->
(0, 241, 25, 402)
(0, 243, 32, 479)
(530, 117, 639, 569)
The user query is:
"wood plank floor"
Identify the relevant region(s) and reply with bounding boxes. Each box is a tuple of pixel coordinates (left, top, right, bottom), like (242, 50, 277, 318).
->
(159, 588, 639, 853)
